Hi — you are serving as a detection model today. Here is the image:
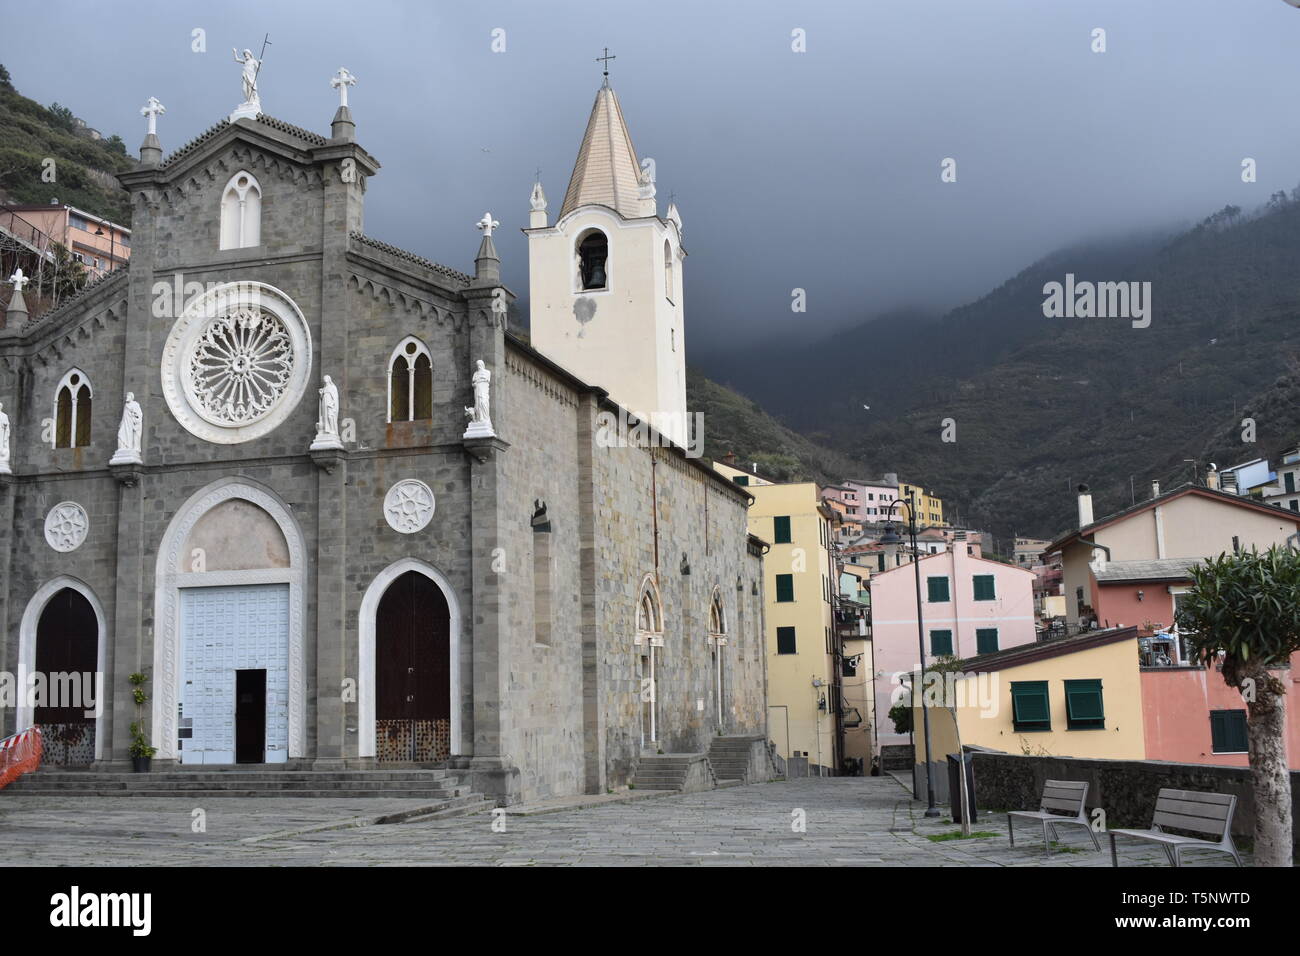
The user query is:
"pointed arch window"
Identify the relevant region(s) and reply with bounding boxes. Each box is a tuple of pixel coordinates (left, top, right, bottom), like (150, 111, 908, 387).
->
(53, 368, 92, 449)
(388, 336, 433, 422)
(708, 589, 728, 647)
(219, 171, 262, 250)
(634, 578, 664, 647)
(577, 229, 608, 291)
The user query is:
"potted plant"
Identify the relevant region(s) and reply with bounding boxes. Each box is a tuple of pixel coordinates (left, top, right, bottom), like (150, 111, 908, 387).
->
(127, 673, 156, 773)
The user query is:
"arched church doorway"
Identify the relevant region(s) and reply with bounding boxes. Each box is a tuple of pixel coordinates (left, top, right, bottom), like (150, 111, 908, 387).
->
(34, 588, 98, 765)
(375, 570, 451, 763)
(154, 480, 306, 765)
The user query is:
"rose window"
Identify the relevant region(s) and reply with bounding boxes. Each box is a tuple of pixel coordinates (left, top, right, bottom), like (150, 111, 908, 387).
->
(186, 307, 295, 426)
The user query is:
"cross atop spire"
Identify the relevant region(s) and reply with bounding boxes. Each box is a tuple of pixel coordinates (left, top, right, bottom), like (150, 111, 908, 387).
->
(330, 67, 357, 108)
(140, 96, 165, 136)
(596, 47, 615, 86)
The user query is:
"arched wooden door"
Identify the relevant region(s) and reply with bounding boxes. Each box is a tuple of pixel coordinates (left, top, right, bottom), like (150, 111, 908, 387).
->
(34, 588, 98, 765)
(375, 571, 451, 763)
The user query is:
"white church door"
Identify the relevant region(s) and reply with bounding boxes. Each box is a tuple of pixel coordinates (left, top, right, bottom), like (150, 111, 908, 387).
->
(179, 584, 289, 765)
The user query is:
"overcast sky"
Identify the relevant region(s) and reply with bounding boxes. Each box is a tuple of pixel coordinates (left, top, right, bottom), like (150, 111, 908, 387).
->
(4, 0, 1300, 353)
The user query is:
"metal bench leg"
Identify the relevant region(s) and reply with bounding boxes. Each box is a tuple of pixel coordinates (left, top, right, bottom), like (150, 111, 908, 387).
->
(1042, 820, 1052, 858)
(1085, 823, 1101, 852)
(1109, 832, 1118, 867)
(1008, 816, 1014, 847)
(1226, 839, 1242, 867)
(1162, 844, 1176, 867)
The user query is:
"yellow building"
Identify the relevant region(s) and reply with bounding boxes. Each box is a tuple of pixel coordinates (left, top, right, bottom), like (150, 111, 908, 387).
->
(714, 461, 842, 774)
(913, 626, 1144, 798)
(897, 481, 945, 528)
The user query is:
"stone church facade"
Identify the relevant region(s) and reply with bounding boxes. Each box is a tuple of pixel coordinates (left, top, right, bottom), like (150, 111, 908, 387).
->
(0, 79, 768, 803)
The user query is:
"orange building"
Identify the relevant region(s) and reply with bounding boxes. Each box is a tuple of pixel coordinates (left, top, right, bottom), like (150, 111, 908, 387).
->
(2, 202, 130, 279)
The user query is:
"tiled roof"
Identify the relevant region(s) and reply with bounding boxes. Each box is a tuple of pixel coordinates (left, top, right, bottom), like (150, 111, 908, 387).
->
(559, 85, 644, 219)
(1094, 558, 1199, 583)
(253, 114, 327, 146)
(160, 114, 326, 169)
(160, 119, 231, 168)
(349, 233, 472, 285)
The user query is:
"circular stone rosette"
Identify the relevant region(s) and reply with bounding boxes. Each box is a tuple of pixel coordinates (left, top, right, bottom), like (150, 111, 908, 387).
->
(161, 281, 312, 444)
(45, 501, 89, 552)
(384, 479, 436, 534)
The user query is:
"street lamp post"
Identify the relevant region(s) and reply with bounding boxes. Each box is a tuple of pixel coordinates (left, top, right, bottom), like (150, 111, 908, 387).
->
(880, 495, 941, 817)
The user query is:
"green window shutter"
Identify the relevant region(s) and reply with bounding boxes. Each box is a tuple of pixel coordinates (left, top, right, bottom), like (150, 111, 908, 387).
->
(775, 574, 794, 602)
(973, 575, 996, 601)
(1210, 710, 1247, 752)
(975, 628, 999, 654)
(930, 629, 953, 656)
(877, 554, 885, 572)
(733, 475, 749, 486)
(1287, 472, 1296, 494)
(1064, 679, 1105, 730)
(926, 576, 950, 603)
(773, 515, 791, 544)
(776, 627, 797, 654)
(1011, 681, 1050, 731)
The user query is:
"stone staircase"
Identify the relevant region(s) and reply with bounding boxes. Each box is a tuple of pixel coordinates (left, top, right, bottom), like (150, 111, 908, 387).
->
(879, 744, 915, 773)
(2, 767, 489, 813)
(707, 735, 763, 784)
(630, 754, 717, 792)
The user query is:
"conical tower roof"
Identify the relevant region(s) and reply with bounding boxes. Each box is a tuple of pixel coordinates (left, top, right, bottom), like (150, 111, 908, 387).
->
(559, 84, 643, 220)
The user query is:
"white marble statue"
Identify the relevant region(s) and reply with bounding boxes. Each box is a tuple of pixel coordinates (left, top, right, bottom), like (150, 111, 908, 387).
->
(0, 401, 11, 474)
(463, 360, 495, 439)
(312, 375, 344, 450)
(476, 212, 499, 239)
(330, 67, 357, 108)
(8, 267, 30, 293)
(233, 48, 261, 108)
(110, 392, 143, 465)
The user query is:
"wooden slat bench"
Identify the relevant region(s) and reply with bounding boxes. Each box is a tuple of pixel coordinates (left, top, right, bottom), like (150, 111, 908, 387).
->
(1108, 788, 1242, 867)
(1008, 779, 1100, 857)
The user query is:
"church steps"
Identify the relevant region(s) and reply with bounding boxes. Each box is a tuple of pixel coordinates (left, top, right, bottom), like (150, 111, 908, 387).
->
(2, 769, 480, 799)
(10, 788, 479, 800)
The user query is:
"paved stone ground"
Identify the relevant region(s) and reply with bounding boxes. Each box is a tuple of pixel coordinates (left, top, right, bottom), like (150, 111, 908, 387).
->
(0, 776, 1249, 866)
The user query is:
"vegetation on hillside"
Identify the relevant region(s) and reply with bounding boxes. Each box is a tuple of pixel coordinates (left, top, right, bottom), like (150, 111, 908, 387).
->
(698, 192, 1300, 539)
(687, 367, 866, 484)
(0, 64, 132, 222)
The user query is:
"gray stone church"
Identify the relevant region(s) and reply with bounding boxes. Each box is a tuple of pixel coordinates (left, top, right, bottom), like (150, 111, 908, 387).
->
(0, 68, 769, 803)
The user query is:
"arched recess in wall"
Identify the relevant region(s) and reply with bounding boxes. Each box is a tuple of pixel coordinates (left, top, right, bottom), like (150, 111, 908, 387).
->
(219, 170, 262, 250)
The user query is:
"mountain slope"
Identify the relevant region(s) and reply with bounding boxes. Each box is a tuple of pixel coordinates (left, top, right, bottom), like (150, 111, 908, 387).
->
(823, 201, 1300, 537)
(0, 64, 132, 221)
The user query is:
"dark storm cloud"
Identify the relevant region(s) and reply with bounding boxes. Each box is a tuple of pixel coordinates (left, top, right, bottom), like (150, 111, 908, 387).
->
(5, 0, 1299, 352)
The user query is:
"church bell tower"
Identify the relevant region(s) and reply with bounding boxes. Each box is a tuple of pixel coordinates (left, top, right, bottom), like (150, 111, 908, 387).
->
(526, 74, 687, 447)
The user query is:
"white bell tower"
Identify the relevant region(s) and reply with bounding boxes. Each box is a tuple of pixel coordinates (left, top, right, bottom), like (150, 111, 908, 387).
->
(525, 77, 687, 447)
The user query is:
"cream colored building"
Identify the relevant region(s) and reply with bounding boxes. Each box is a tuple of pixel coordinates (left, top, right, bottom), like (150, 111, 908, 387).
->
(714, 462, 845, 774)
(526, 80, 688, 447)
(1047, 482, 1300, 627)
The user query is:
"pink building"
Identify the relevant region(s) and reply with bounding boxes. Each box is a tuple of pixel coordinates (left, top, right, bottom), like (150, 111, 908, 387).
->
(1141, 654, 1300, 769)
(871, 544, 1037, 746)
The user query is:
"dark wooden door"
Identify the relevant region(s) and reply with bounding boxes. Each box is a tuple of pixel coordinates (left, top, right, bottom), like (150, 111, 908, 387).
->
(33, 588, 98, 765)
(235, 669, 266, 763)
(375, 571, 450, 762)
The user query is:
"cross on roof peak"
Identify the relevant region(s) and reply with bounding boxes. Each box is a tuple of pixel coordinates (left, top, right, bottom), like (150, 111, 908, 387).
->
(596, 47, 615, 85)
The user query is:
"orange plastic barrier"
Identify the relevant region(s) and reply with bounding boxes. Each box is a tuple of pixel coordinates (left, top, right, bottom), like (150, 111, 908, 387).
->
(0, 726, 43, 790)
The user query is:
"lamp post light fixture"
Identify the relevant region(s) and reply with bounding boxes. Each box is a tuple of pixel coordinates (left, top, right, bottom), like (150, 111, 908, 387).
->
(879, 495, 941, 817)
